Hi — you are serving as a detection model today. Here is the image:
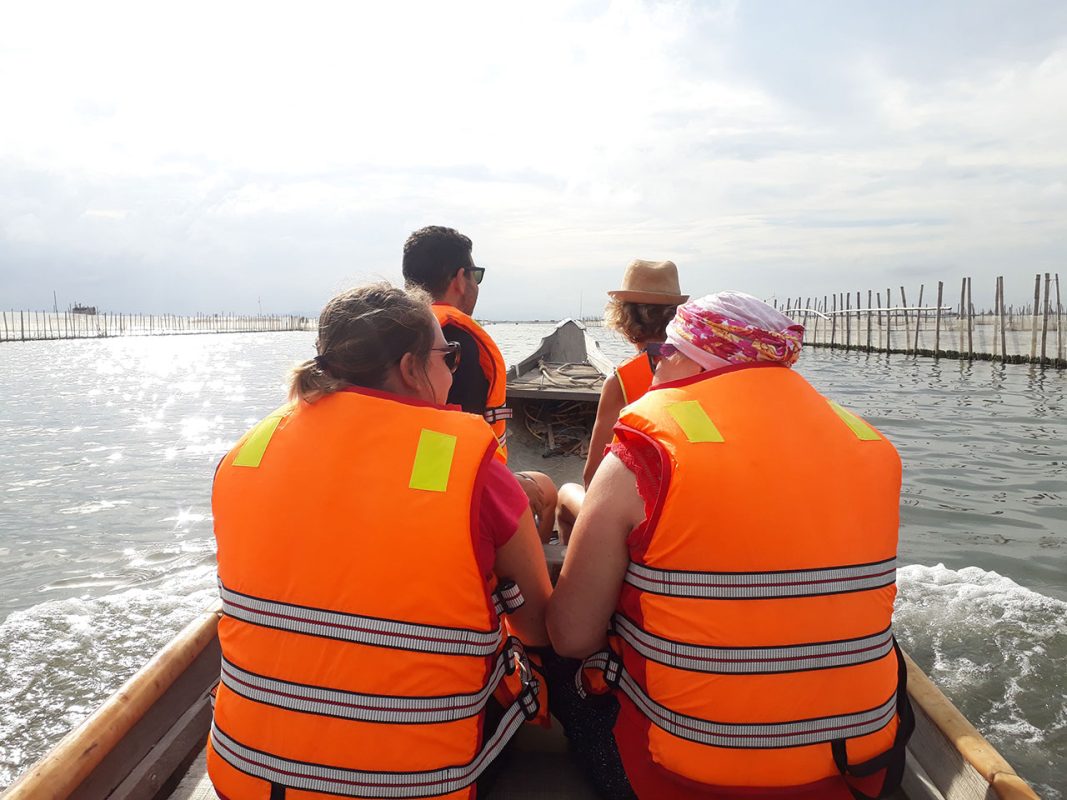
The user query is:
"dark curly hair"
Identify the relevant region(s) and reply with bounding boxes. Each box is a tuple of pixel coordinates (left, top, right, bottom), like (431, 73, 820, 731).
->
(604, 299, 679, 344)
(402, 225, 473, 298)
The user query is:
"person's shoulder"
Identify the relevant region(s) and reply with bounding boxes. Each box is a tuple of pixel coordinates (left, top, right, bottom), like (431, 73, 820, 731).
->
(444, 324, 479, 349)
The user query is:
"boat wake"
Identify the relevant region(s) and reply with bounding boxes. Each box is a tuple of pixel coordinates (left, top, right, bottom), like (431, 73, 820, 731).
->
(896, 563, 1066, 798)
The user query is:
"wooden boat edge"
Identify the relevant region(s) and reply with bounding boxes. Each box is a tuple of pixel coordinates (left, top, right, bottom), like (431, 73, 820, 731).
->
(3, 606, 1041, 800)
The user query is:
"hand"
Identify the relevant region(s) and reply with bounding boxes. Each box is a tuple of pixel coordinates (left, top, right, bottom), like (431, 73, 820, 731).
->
(515, 472, 546, 516)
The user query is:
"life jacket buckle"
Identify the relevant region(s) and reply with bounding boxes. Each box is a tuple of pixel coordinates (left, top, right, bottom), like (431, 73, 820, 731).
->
(518, 680, 541, 721)
(603, 651, 622, 688)
(492, 581, 526, 617)
(503, 636, 523, 676)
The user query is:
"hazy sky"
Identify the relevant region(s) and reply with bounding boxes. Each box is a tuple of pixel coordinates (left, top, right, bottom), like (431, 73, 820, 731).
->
(2, 1, 1066, 319)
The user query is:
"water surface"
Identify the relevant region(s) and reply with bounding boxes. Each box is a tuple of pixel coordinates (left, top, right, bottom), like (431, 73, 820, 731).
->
(0, 328, 1063, 795)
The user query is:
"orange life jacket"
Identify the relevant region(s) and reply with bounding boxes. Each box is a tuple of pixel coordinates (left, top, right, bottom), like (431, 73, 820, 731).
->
(584, 364, 913, 797)
(207, 387, 538, 800)
(432, 304, 510, 460)
(615, 350, 655, 404)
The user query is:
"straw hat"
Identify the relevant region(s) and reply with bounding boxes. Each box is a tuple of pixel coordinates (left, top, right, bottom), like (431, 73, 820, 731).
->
(608, 259, 688, 305)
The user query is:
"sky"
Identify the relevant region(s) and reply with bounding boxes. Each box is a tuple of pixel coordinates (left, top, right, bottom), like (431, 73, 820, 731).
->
(1, 0, 1066, 320)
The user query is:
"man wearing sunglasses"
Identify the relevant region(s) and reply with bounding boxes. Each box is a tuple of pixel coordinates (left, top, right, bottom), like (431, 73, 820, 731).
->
(402, 225, 558, 542)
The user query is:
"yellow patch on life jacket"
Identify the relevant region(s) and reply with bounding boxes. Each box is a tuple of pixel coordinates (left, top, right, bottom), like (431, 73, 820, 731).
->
(666, 400, 724, 443)
(409, 429, 457, 492)
(828, 400, 882, 441)
(233, 411, 287, 468)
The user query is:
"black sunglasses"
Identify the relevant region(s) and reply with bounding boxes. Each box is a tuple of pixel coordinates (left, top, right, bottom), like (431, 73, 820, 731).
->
(467, 266, 485, 285)
(432, 341, 462, 373)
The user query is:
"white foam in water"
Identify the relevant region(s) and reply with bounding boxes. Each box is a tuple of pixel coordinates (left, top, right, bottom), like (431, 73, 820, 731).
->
(896, 563, 1067, 799)
(0, 566, 217, 787)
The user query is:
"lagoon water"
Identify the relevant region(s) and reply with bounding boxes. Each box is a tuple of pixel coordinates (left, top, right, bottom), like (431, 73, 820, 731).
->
(0, 326, 1064, 796)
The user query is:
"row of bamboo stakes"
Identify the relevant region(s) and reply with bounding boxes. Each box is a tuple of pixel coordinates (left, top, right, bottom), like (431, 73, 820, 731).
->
(0, 312, 314, 343)
(773, 273, 1064, 367)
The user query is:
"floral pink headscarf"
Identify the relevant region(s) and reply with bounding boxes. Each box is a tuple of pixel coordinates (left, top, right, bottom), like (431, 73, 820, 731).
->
(666, 291, 804, 369)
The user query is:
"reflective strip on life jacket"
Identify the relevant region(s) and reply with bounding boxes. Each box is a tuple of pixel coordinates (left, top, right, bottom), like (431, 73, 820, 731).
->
(580, 651, 897, 750)
(618, 665, 898, 750)
(210, 693, 532, 799)
(624, 557, 897, 600)
(483, 407, 513, 424)
(219, 582, 502, 657)
(613, 614, 896, 675)
(220, 645, 515, 724)
(492, 580, 525, 617)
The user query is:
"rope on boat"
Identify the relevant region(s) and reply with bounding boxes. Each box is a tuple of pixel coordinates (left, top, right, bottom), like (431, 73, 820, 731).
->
(523, 400, 595, 457)
(536, 360, 605, 389)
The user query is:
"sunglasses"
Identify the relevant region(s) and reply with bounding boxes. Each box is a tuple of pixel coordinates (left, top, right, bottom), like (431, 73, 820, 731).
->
(432, 341, 462, 373)
(467, 266, 485, 285)
(646, 342, 678, 359)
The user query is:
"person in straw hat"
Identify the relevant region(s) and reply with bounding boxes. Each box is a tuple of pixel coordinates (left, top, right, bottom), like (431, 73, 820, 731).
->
(547, 292, 912, 800)
(557, 259, 686, 541)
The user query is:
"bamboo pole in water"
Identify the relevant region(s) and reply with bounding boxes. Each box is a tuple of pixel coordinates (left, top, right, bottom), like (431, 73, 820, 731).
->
(958, 279, 966, 353)
(1030, 274, 1040, 360)
(845, 292, 851, 347)
(967, 277, 974, 360)
(830, 294, 837, 348)
(992, 278, 1001, 360)
(999, 277, 1007, 359)
(866, 290, 873, 352)
(884, 290, 892, 352)
(935, 281, 943, 356)
(1057, 274, 1064, 362)
(854, 291, 860, 350)
(900, 287, 910, 355)
(914, 284, 924, 353)
(1041, 272, 1051, 364)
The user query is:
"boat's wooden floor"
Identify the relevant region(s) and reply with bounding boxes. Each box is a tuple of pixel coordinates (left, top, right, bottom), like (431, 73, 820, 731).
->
(172, 725, 599, 799)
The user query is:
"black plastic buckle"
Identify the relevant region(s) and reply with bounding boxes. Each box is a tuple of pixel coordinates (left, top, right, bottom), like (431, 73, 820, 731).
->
(518, 681, 541, 721)
(493, 580, 524, 616)
(503, 636, 522, 675)
(603, 652, 622, 689)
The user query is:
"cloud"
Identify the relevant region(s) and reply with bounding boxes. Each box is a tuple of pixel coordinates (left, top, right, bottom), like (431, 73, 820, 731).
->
(1, 1, 1066, 317)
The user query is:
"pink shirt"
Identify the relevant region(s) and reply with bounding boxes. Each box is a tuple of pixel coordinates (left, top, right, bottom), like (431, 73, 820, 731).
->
(473, 458, 529, 576)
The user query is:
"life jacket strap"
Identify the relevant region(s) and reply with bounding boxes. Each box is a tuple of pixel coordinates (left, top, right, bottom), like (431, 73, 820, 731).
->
(575, 649, 622, 699)
(483, 406, 513, 424)
(492, 581, 526, 617)
(613, 613, 896, 675)
(831, 640, 915, 799)
(219, 580, 502, 657)
(624, 557, 897, 600)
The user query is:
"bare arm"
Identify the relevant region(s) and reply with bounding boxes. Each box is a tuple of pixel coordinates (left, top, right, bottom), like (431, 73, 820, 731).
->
(582, 373, 626, 487)
(548, 453, 645, 658)
(494, 506, 553, 646)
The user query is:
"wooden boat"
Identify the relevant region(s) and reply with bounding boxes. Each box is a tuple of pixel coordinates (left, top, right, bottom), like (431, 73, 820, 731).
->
(3, 324, 1041, 800)
(505, 319, 613, 404)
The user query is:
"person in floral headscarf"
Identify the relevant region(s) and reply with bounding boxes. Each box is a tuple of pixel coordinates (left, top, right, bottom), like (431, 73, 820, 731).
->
(546, 292, 911, 800)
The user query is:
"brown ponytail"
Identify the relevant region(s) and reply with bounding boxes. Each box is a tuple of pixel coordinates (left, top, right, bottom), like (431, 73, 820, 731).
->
(288, 283, 435, 403)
